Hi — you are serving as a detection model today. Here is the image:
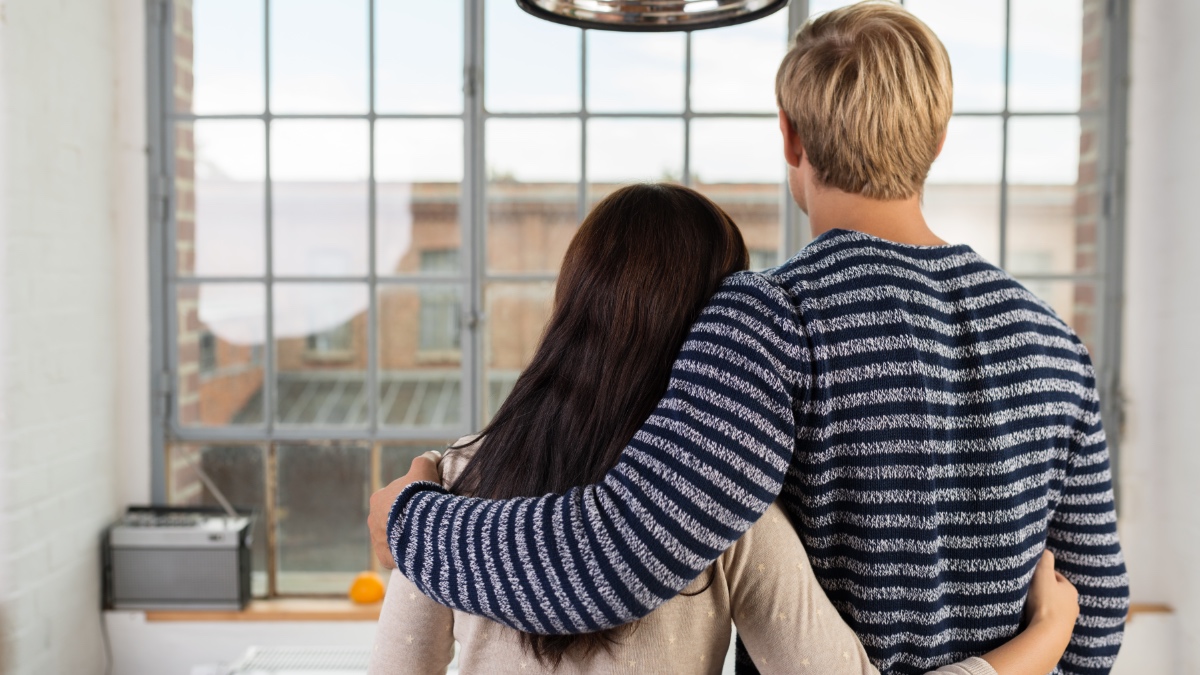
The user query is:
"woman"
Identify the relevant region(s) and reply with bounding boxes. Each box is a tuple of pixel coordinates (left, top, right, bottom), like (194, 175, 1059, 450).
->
(369, 184, 1079, 675)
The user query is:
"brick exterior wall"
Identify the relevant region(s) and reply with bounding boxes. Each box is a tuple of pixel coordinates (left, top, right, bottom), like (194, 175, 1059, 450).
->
(174, 0, 199, 427)
(171, 0, 201, 506)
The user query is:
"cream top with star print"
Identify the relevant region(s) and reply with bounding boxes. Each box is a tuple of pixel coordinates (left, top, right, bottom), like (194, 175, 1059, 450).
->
(368, 441, 998, 675)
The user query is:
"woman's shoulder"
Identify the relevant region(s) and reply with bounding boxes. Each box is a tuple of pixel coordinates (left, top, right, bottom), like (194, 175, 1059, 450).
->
(439, 434, 482, 487)
(720, 502, 804, 573)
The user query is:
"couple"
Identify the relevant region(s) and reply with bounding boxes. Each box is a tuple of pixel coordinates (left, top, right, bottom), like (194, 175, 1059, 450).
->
(368, 2, 1129, 674)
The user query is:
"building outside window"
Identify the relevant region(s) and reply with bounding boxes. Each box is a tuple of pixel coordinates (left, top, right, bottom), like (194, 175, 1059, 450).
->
(151, 0, 1126, 596)
(418, 249, 462, 355)
(198, 330, 217, 376)
(305, 321, 354, 356)
(749, 248, 779, 272)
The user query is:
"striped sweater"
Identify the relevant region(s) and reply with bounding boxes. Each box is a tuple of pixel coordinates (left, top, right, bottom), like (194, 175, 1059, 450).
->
(388, 228, 1129, 675)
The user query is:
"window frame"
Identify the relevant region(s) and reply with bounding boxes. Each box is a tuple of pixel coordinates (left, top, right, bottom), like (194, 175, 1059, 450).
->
(146, 0, 1131, 596)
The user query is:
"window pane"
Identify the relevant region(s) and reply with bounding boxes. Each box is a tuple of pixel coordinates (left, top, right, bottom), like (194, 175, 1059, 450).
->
(486, 119, 581, 274)
(176, 283, 266, 427)
(178, 0, 265, 114)
(271, 121, 369, 277)
(1006, 116, 1091, 275)
(690, 119, 783, 258)
(1010, 0, 1083, 112)
(167, 444, 269, 597)
(274, 283, 369, 427)
(907, 0, 1006, 112)
(586, 32, 685, 113)
(379, 284, 465, 429)
(1016, 280, 1099, 359)
(1007, 117, 1081, 185)
(270, 0, 368, 113)
(375, 0, 463, 113)
(176, 121, 265, 277)
(587, 119, 684, 205)
(484, 282, 554, 420)
(923, 116, 1003, 264)
(485, 0, 580, 112)
(376, 120, 463, 276)
(690, 118, 781, 184)
(276, 444, 370, 594)
(690, 10, 787, 113)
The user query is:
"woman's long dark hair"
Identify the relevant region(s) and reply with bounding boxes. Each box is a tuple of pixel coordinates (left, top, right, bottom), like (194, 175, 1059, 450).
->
(449, 183, 749, 667)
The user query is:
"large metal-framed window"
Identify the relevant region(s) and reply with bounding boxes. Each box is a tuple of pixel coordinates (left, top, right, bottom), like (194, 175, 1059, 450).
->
(147, 0, 1128, 597)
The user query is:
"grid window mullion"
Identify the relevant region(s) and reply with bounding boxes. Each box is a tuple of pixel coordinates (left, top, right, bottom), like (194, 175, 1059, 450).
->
(264, 0, 275, 434)
(578, 30, 589, 226)
(683, 31, 692, 186)
(467, 0, 484, 429)
(998, 0, 1012, 271)
(368, 0, 378, 435)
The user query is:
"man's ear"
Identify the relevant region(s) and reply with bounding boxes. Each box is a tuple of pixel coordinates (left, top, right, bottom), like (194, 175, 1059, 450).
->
(934, 130, 948, 160)
(778, 110, 803, 168)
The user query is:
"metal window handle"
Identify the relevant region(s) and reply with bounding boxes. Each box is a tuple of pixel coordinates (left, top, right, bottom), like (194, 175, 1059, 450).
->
(463, 310, 488, 330)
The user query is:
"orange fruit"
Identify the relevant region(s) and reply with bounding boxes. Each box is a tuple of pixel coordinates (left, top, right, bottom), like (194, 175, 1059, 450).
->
(348, 571, 385, 604)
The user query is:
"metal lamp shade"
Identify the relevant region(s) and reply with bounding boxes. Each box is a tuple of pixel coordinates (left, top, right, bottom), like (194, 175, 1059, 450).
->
(516, 0, 789, 32)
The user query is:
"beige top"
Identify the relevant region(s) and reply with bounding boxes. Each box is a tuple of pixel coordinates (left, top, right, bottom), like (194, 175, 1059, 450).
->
(370, 441, 998, 675)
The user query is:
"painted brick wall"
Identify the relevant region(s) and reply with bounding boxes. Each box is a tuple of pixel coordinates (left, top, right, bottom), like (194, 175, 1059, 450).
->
(0, 0, 146, 673)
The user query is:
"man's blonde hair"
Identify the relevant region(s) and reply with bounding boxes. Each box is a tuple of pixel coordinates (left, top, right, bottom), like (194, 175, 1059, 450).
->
(775, 1, 953, 200)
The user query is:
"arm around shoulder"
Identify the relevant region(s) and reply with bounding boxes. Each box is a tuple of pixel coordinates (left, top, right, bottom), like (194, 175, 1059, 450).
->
(389, 272, 806, 634)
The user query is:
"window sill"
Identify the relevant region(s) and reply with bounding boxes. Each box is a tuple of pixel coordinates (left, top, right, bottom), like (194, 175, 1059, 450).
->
(1126, 603, 1173, 624)
(143, 598, 382, 623)
(136, 600, 1170, 625)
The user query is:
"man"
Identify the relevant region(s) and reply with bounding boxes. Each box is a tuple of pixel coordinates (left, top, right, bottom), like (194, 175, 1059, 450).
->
(368, 2, 1129, 673)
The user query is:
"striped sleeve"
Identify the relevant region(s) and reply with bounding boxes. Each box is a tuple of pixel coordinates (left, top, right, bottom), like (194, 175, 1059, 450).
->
(386, 272, 805, 634)
(1047, 377, 1130, 674)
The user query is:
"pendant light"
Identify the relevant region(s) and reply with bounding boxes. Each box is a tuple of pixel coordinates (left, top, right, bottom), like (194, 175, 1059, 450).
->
(516, 0, 789, 32)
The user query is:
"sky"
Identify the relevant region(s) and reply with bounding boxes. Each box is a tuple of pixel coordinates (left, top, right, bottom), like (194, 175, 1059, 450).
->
(189, 0, 1087, 186)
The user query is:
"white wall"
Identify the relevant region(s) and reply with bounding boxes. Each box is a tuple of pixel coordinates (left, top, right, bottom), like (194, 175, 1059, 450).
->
(113, 0, 152, 512)
(104, 614, 378, 675)
(0, 0, 149, 673)
(1118, 0, 1200, 671)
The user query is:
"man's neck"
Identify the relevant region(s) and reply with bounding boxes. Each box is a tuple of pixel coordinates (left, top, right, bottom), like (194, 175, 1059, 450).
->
(804, 186, 947, 247)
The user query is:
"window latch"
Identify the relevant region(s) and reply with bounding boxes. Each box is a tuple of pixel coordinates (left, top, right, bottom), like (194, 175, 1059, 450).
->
(463, 310, 486, 330)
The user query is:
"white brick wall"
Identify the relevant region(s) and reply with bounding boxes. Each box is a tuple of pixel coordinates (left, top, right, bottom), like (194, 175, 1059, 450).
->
(0, 0, 148, 673)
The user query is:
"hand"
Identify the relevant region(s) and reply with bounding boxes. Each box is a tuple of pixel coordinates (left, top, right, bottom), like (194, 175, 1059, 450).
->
(1025, 549, 1080, 644)
(980, 549, 1080, 675)
(368, 451, 442, 569)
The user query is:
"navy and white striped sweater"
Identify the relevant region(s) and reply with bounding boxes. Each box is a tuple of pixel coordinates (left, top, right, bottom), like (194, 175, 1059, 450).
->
(389, 228, 1129, 674)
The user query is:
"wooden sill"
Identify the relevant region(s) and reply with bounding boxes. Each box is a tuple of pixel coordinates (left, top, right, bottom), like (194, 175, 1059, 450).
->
(1127, 603, 1173, 623)
(142, 600, 1174, 625)
(144, 598, 382, 622)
